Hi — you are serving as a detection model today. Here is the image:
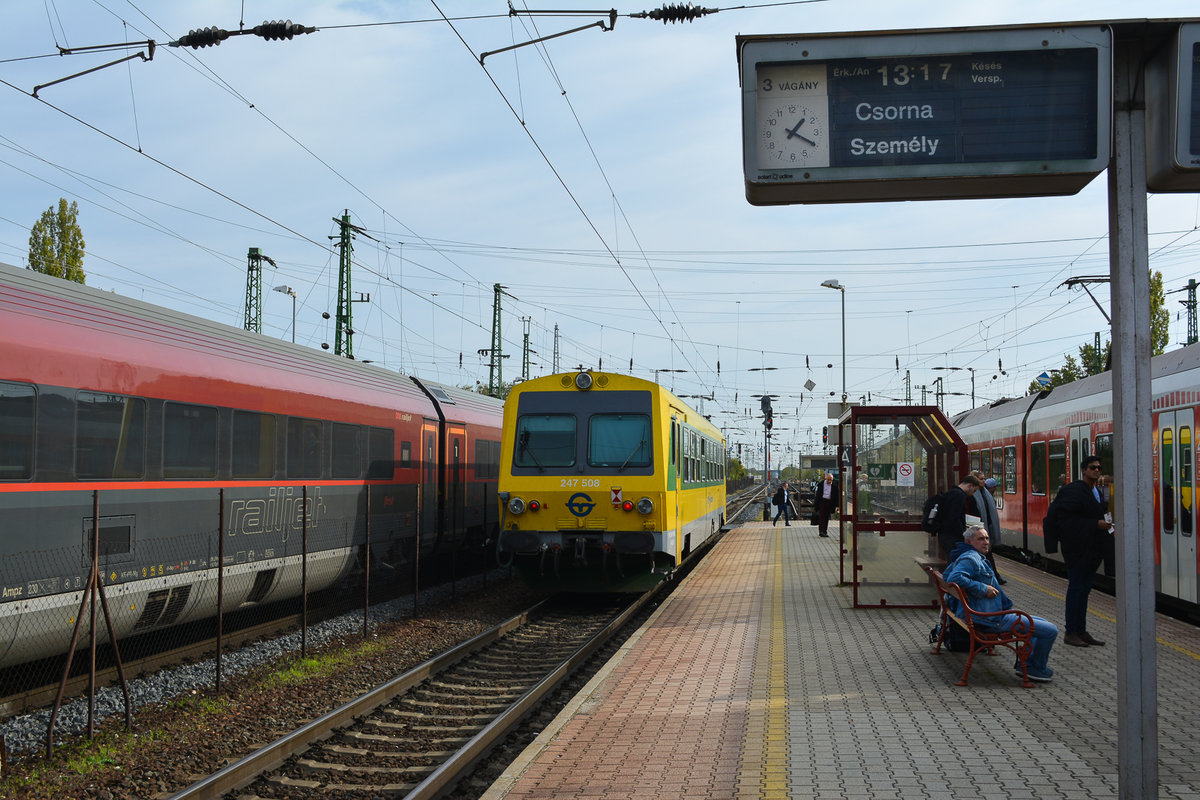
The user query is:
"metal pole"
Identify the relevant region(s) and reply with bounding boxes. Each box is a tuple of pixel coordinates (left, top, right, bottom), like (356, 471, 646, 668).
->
(290, 293, 296, 344)
(840, 288, 846, 403)
(217, 489, 224, 695)
(1109, 33, 1157, 800)
(301, 485, 308, 658)
(364, 488, 371, 638)
(87, 492, 99, 738)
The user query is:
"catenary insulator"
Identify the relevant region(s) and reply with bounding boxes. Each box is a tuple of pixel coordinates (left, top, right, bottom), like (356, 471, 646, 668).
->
(176, 26, 229, 48)
(640, 3, 717, 24)
(254, 19, 315, 41)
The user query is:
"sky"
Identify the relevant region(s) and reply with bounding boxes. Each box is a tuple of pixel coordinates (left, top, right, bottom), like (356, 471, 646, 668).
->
(2, 1, 1199, 466)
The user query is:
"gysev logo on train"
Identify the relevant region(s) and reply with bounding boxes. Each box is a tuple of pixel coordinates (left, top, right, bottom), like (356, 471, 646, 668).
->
(610, 488, 622, 507)
(567, 492, 596, 517)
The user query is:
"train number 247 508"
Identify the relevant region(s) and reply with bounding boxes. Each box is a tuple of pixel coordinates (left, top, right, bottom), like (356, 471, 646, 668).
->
(560, 478, 600, 488)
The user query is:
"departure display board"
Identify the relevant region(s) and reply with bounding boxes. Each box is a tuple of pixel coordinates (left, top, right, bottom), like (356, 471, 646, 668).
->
(1147, 23, 1200, 191)
(739, 26, 1112, 205)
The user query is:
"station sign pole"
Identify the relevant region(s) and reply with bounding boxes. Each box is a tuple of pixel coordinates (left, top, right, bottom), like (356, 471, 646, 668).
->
(1108, 32, 1158, 800)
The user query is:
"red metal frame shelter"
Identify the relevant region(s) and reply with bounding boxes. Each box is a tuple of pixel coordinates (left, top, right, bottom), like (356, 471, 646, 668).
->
(834, 405, 968, 608)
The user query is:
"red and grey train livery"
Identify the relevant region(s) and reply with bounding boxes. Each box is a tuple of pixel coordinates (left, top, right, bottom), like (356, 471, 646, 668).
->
(952, 341, 1200, 611)
(0, 262, 502, 668)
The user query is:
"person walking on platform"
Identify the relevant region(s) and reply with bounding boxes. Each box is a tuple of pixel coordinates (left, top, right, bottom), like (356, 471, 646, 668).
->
(815, 472, 840, 537)
(944, 525, 1058, 682)
(1048, 454, 1112, 648)
(936, 474, 983, 563)
(972, 472, 1006, 584)
(772, 483, 791, 527)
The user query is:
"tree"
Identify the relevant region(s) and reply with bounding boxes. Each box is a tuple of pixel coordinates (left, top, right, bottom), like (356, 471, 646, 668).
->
(28, 198, 86, 283)
(1150, 270, 1169, 355)
(726, 457, 747, 481)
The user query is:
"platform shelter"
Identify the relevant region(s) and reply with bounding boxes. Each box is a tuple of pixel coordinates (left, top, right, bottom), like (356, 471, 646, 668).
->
(835, 405, 968, 608)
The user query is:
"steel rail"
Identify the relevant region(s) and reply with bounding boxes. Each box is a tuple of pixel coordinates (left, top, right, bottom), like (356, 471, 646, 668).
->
(402, 587, 660, 799)
(165, 600, 549, 800)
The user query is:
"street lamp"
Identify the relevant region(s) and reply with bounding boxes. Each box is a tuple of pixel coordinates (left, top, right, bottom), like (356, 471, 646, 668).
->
(273, 285, 296, 343)
(820, 279, 846, 403)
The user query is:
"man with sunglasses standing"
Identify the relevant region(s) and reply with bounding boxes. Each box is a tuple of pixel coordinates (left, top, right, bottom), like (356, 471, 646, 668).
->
(1048, 454, 1113, 647)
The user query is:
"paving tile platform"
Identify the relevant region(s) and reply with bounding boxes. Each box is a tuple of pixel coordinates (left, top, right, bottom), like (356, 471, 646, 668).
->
(481, 521, 1200, 800)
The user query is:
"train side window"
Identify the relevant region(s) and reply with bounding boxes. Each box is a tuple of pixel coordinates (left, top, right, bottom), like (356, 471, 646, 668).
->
(0, 381, 35, 480)
(589, 414, 651, 468)
(287, 417, 324, 479)
(671, 421, 678, 467)
(1048, 439, 1066, 492)
(1004, 445, 1016, 493)
(1181, 426, 1193, 537)
(76, 392, 146, 479)
(164, 403, 217, 478)
(1094, 433, 1113, 475)
(1029, 440, 1047, 496)
(232, 410, 275, 479)
(991, 447, 1002, 481)
(1162, 428, 1176, 530)
(367, 427, 395, 479)
(969, 450, 981, 473)
(514, 414, 576, 468)
(332, 423, 362, 479)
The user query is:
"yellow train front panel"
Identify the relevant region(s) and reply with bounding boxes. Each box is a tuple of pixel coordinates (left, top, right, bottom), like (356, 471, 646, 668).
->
(498, 371, 725, 591)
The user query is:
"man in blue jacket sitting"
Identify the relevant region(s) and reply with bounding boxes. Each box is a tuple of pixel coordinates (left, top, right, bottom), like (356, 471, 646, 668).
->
(943, 524, 1059, 682)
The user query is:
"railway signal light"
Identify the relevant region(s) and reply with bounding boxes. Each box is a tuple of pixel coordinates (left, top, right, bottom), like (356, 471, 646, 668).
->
(823, 426, 828, 444)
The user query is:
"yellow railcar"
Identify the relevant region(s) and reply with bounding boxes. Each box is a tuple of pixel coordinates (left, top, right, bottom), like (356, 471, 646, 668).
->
(498, 370, 726, 591)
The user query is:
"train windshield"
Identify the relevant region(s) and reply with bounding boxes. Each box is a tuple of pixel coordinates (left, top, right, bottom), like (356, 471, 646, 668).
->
(589, 414, 651, 469)
(514, 414, 576, 468)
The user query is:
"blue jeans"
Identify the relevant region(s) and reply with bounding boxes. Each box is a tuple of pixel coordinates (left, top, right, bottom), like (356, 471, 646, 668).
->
(774, 504, 789, 524)
(1065, 558, 1098, 635)
(989, 613, 1058, 672)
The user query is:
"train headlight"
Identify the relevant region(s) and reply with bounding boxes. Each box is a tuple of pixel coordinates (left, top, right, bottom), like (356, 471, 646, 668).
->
(637, 497, 654, 515)
(508, 497, 526, 515)
(574, 372, 593, 391)
(528, 500, 541, 512)
(621, 500, 634, 512)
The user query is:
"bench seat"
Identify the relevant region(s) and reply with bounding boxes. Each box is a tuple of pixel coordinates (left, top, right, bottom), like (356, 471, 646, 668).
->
(923, 564, 1036, 689)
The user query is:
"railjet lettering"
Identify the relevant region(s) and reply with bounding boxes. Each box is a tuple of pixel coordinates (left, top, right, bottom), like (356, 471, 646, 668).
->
(229, 486, 328, 540)
(850, 136, 940, 156)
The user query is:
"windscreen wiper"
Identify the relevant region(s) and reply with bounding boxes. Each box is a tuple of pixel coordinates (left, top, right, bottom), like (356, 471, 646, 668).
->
(518, 431, 545, 472)
(618, 439, 646, 472)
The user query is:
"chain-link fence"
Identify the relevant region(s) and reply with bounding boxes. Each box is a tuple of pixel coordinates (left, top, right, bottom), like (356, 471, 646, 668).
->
(0, 486, 502, 750)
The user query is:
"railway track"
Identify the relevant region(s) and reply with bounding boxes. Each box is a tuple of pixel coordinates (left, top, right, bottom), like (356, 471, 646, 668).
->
(167, 592, 655, 800)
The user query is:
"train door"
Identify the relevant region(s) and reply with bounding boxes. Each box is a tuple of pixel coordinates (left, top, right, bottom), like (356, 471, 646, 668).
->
(422, 420, 439, 549)
(448, 425, 465, 541)
(671, 418, 681, 558)
(1158, 410, 1197, 603)
(1070, 426, 1091, 482)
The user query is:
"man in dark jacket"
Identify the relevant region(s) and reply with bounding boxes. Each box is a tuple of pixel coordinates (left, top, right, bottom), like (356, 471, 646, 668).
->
(772, 483, 790, 526)
(1049, 454, 1112, 647)
(936, 474, 983, 563)
(815, 473, 840, 537)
